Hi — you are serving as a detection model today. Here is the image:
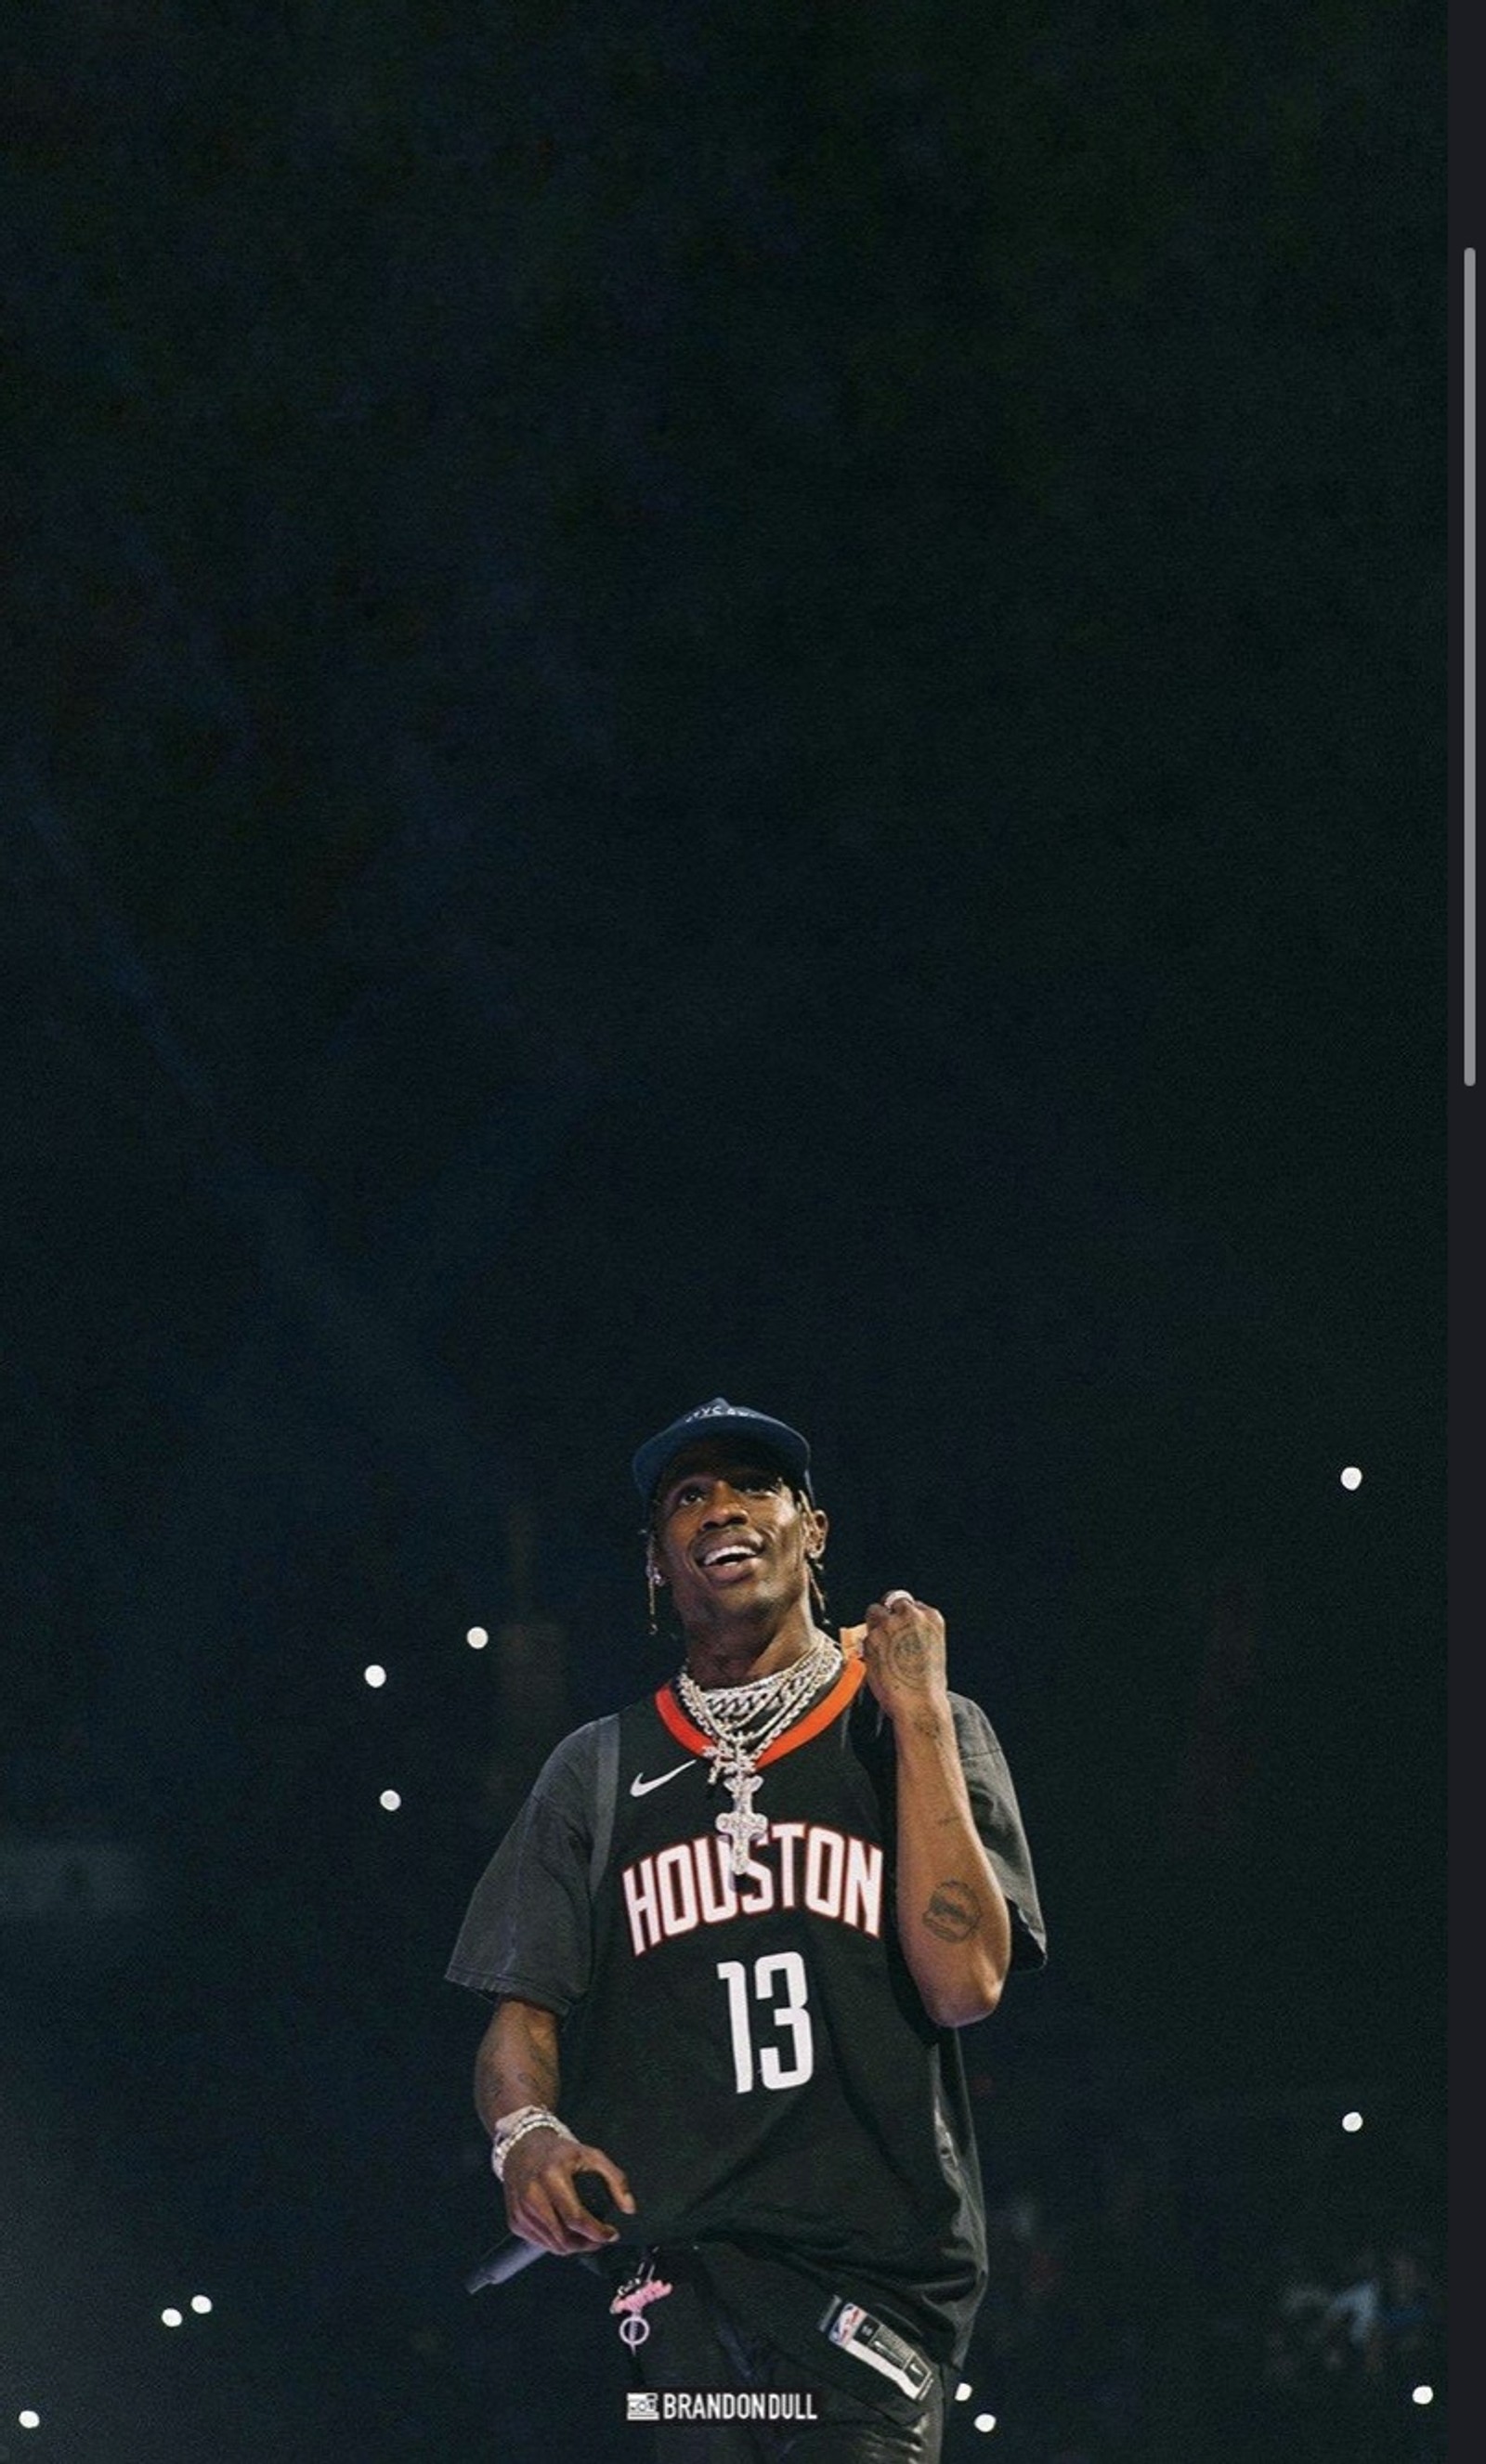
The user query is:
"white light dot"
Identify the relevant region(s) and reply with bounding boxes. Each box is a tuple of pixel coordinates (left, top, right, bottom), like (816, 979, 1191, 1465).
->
(1413, 2384, 1434, 2406)
(466, 1625, 489, 1649)
(955, 2381, 973, 2402)
(973, 2413, 997, 2434)
(1342, 2110, 1363, 2132)
(190, 2294, 214, 2315)
(19, 2412, 41, 2431)
(363, 1664, 386, 1688)
(1340, 1466, 1362, 1490)
(162, 2307, 183, 2327)
(379, 1790, 402, 1812)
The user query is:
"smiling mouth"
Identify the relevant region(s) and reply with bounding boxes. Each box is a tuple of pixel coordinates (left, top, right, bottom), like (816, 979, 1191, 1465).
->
(697, 1545, 762, 1575)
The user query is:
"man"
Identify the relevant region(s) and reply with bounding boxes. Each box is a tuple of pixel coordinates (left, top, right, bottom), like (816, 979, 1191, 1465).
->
(447, 1398, 1046, 2461)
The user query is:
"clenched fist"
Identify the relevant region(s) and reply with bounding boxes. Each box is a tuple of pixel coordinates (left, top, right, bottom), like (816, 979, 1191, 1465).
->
(860, 1589, 950, 1725)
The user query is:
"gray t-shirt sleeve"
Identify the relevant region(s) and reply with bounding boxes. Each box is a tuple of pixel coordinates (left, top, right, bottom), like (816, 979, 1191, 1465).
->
(951, 1692, 1048, 1970)
(443, 1720, 605, 2011)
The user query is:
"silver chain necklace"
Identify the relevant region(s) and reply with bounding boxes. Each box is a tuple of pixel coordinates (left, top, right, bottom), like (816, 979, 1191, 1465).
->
(675, 1635, 842, 1874)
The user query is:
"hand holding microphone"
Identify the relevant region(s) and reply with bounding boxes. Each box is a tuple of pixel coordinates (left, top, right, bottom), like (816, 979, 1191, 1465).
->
(466, 2171, 619, 2292)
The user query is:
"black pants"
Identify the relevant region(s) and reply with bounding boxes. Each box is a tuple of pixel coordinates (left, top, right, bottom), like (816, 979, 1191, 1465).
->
(629, 2251, 945, 2463)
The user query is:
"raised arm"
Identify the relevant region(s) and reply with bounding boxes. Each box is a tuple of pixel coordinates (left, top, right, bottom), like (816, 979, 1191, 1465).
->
(474, 1995, 636, 2254)
(860, 1594, 1012, 2028)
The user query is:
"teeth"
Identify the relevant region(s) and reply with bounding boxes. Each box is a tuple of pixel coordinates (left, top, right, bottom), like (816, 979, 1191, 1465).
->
(704, 1548, 753, 1566)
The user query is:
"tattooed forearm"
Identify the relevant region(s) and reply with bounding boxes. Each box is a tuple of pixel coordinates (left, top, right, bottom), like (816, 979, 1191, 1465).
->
(476, 1999, 562, 2130)
(920, 1880, 982, 1944)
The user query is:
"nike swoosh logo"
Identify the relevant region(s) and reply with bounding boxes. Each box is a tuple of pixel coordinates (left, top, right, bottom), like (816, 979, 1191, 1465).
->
(629, 1761, 695, 1797)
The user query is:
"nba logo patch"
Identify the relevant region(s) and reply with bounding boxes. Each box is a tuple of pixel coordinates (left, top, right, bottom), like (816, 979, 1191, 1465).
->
(819, 2295, 933, 2402)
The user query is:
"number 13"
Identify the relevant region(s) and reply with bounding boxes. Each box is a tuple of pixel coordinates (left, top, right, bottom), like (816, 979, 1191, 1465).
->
(715, 1952, 815, 2092)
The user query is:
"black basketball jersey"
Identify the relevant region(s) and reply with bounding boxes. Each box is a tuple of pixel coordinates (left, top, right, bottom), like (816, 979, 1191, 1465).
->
(566, 1662, 992, 2373)
(448, 1656, 1046, 2391)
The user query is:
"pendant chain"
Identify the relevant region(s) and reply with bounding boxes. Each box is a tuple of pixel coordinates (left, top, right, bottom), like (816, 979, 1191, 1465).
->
(674, 1636, 842, 1873)
(675, 1635, 841, 1765)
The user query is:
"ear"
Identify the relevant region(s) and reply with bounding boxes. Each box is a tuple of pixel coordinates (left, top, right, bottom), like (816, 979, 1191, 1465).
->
(802, 1505, 829, 1557)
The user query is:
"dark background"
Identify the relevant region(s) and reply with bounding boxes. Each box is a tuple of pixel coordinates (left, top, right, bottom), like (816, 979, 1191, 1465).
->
(2, 3, 1445, 2459)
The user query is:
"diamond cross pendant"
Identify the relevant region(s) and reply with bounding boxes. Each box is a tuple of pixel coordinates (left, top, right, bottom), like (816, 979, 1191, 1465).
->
(714, 1766, 767, 1875)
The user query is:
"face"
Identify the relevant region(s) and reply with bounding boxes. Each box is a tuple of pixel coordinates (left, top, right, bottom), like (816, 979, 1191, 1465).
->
(648, 1441, 827, 1633)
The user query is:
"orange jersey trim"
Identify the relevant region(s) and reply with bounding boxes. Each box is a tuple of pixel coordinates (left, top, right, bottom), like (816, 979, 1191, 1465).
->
(654, 1652, 867, 1765)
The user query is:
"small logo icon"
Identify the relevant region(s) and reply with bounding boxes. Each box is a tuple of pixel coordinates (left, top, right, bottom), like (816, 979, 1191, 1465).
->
(626, 2392, 660, 2421)
(630, 1762, 694, 1796)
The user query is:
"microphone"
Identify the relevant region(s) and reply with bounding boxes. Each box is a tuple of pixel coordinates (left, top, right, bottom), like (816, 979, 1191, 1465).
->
(465, 2171, 617, 2293)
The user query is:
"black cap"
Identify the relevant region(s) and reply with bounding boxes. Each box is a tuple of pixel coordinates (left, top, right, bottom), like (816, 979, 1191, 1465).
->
(632, 1397, 814, 1506)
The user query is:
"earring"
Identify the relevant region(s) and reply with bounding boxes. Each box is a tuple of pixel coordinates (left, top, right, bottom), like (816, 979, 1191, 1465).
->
(645, 1557, 662, 1638)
